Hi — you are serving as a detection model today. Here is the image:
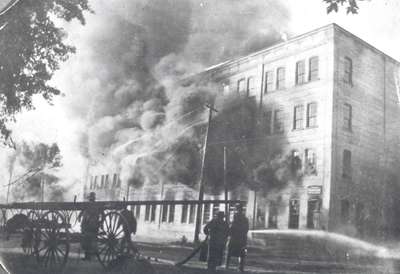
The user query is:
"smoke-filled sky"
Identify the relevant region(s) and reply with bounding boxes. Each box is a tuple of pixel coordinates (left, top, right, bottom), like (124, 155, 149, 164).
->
(0, 0, 400, 201)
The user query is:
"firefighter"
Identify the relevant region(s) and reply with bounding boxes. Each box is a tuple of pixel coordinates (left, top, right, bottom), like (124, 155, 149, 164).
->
(80, 192, 101, 261)
(120, 206, 138, 254)
(226, 204, 249, 272)
(203, 211, 229, 272)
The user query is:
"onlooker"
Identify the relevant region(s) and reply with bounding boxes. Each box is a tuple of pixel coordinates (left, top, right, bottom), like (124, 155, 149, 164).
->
(226, 204, 249, 272)
(80, 192, 101, 261)
(203, 211, 229, 271)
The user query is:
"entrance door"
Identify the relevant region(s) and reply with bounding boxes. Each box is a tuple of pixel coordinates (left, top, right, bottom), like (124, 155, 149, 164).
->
(288, 199, 300, 229)
(307, 199, 321, 229)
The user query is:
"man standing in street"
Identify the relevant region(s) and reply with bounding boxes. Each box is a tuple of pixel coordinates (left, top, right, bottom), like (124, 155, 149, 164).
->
(203, 211, 229, 272)
(80, 192, 102, 261)
(226, 204, 249, 272)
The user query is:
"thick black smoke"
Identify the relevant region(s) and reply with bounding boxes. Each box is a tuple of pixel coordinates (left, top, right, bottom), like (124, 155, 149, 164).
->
(59, 0, 292, 193)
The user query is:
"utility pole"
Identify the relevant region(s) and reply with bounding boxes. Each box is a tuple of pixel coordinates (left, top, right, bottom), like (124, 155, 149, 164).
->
(41, 177, 45, 203)
(224, 146, 229, 223)
(194, 103, 218, 243)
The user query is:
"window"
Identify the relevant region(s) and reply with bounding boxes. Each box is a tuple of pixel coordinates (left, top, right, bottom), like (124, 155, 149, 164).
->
(305, 149, 317, 175)
(145, 205, 151, 221)
(135, 205, 141, 219)
(203, 203, 211, 224)
(276, 67, 285, 90)
(264, 111, 272, 135)
(93, 176, 98, 189)
(343, 104, 352, 131)
(116, 174, 121, 188)
(344, 57, 353, 84)
(293, 105, 304, 130)
(104, 174, 109, 189)
(341, 199, 350, 223)
(296, 60, 305, 85)
(150, 204, 157, 222)
(291, 150, 302, 171)
(273, 109, 284, 133)
(222, 83, 230, 95)
(89, 176, 94, 190)
(100, 175, 105, 188)
(112, 174, 117, 187)
(343, 149, 352, 179)
(168, 205, 175, 223)
(247, 77, 256, 97)
(309, 56, 319, 81)
(161, 204, 168, 223)
(237, 78, 246, 96)
(306, 102, 318, 128)
(264, 71, 274, 93)
(189, 204, 196, 224)
(181, 204, 188, 223)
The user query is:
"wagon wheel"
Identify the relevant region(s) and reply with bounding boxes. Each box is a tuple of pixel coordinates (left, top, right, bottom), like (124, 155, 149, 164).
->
(34, 211, 70, 272)
(22, 210, 40, 255)
(96, 211, 130, 269)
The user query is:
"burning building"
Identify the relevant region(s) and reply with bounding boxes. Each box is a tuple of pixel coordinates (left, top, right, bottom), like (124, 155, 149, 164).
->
(85, 24, 400, 241)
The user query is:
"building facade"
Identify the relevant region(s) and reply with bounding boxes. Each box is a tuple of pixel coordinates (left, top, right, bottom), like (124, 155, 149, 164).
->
(85, 24, 400, 241)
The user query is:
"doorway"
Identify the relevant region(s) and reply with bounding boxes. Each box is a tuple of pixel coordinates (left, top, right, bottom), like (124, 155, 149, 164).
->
(307, 198, 321, 229)
(288, 199, 300, 229)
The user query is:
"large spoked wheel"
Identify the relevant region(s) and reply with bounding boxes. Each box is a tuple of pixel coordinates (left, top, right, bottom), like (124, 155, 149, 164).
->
(96, 211, 130, 269)
(34, 211, 70, 272)
(22, 210, 40, 255)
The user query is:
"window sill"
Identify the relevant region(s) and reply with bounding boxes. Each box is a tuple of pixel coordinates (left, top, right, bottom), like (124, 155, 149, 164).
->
(306, 125, 318, 129)
(292, 128, 304, 132)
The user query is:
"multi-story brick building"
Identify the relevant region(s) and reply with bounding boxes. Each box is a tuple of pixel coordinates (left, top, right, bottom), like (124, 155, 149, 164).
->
(85, 24, 400, 240)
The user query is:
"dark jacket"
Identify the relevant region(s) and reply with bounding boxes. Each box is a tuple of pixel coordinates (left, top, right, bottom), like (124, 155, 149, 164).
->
(228, 213, 249, 256)
(203, 218, 229, 266)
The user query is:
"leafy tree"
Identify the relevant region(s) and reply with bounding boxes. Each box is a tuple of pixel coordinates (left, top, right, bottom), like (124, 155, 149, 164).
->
(0, 0, 91, 144)
(324, 0, 366, 14)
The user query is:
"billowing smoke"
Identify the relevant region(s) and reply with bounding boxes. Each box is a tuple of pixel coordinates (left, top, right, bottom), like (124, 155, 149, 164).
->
(9, 142, 66, 202)
(55, 0, 292, 194)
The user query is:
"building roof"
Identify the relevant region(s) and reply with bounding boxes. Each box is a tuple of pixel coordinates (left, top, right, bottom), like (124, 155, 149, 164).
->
(198, 23, 399, 77)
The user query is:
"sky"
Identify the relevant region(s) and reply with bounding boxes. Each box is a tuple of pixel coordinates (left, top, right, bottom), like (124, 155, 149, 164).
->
(0, 0, 399, 201)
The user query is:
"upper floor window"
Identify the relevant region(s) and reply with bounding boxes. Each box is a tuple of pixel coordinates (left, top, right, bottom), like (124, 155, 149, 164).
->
(343, 103, 352, 131)
(264, 71, 274, 93)
(247, 76, 256, 97)
(296, 60, 305, 85)
(306, 102, 318, 128)
(264, 110, 272, 135)
(276, 67, 285, 90)
(222, 82, 230, 95)
(309, 56, 319, 81)
(344, 57, 353, 84)
(293, 105, 304, 130)
(100, 175, 105, 188)
(305, 149, 317, 175)
(273, 109, 284, 133)
(237, 78, 246, 96)
(343, 149, 352, 179)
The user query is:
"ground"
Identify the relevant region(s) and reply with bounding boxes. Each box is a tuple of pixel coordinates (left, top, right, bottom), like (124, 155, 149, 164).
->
(0, 234, 399, 274)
